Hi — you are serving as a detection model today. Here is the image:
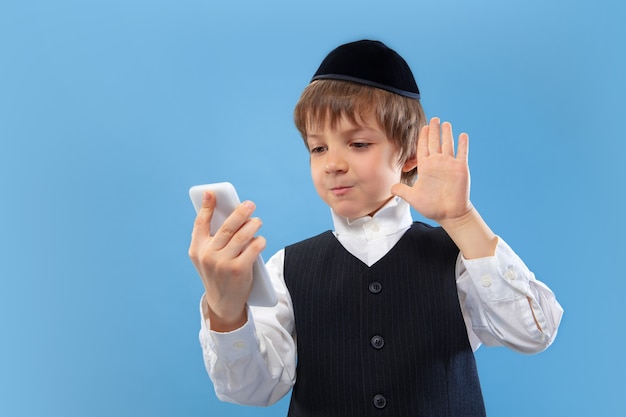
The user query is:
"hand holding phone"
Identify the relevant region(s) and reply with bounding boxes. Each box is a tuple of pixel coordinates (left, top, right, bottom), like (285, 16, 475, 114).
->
(189, 182, 278, 307)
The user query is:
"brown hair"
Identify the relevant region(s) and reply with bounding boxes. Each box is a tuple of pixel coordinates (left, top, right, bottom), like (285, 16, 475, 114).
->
(293, 80, 426, 184)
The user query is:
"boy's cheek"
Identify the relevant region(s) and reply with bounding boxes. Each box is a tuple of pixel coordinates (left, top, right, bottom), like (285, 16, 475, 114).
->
(309, 160, 324, 177)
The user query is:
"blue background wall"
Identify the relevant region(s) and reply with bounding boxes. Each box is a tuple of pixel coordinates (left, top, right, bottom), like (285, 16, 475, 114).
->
(1, 0, 624, 415)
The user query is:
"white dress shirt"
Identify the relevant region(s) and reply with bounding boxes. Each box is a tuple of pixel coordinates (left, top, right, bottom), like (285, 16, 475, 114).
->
(198, 197, 563, 406)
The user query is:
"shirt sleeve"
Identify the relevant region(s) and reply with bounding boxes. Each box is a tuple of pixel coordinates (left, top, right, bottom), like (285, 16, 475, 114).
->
(456, 237, 563, 354)
(198, 249, 297, 406)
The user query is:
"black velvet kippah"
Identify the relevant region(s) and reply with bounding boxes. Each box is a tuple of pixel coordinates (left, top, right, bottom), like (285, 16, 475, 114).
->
(311, 40, 420, 100)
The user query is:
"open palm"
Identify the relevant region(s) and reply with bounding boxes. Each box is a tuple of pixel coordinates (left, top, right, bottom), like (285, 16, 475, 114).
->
(392, 117, 473, 225)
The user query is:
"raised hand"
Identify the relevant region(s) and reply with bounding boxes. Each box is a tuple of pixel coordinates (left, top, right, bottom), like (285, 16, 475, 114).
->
(392, 117, 472, 227)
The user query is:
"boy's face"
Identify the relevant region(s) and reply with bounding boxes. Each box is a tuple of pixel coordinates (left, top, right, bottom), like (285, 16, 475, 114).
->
(306, 113, 414, 219)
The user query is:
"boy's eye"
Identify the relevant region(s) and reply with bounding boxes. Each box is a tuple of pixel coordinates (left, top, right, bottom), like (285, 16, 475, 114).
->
(351, 142, 370, 149)
(310, 146, 326, 154)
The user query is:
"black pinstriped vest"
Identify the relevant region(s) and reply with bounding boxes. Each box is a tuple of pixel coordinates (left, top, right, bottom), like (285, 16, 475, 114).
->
(284, 222, 486, 417)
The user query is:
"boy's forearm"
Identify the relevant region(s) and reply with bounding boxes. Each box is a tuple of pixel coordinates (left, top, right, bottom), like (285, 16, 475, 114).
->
(438, 206, 498, 260)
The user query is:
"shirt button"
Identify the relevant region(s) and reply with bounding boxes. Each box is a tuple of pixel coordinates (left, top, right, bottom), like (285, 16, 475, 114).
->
(369, 221, 380, 233)
(481, 275, 492, 287)
(505, 268, 517, 280)
(368, 281, 382, 294)
(370, 335, 385, 349)
(373, 394, 387, 409)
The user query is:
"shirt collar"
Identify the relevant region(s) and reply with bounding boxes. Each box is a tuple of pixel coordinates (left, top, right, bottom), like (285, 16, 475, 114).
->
(331, 196, 413, 240)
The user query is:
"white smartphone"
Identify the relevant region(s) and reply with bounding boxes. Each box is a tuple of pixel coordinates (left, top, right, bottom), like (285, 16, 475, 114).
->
(189, 182, 278, 307)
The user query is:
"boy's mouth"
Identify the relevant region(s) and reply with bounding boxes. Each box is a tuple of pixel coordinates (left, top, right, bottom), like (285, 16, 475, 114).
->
(331, 186, 353, 196)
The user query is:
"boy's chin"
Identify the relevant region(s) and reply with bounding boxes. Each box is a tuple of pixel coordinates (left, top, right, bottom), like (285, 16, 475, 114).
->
(329, 196, 394, 220)
(330, 204, 377, 220)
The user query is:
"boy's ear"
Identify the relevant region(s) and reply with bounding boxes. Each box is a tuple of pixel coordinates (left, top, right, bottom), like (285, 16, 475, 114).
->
(401, 154, 417, 172)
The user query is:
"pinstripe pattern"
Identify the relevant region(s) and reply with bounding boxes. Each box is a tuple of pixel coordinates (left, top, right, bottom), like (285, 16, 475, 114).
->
(284, 222, 486, 417)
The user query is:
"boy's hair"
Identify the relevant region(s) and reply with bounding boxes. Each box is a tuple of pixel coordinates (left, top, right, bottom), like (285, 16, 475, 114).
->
(293, 79, 425, 185)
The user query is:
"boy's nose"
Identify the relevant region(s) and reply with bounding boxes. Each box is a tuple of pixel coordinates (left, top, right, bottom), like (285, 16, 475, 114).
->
(324, 151, 348, 173)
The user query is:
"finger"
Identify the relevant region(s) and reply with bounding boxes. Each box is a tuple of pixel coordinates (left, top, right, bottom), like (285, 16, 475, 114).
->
(456, 132, 469, 162)
(428, 117, 441, 154)
(191, 191, 216, 240)
(440, 121, 455, 156)
(210, 200, 257, 250)
(236, 234, 267, 266)
(220, 217, 264, 259)
(417, 124, 430, 160)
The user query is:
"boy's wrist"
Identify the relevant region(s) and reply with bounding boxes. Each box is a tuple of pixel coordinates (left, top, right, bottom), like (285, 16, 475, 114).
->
(208, 309, 248, 333)
(437, 205, 476, 232)
(204, 296, 248, 333)
(439, 206, 498, 260)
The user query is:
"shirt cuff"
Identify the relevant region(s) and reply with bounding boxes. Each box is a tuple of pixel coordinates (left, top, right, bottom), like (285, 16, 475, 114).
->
(199, 297, 260, 362)
(460, 237, 533, 302)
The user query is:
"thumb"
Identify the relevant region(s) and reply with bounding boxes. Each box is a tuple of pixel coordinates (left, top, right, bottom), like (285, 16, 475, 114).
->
(192, 191, 216, 237)
(391, 183, 412, 202)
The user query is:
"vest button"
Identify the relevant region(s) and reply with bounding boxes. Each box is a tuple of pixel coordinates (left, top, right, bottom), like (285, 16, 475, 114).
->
(368, 281, 382, 294)
(373, 394, 387, 409)
(370, 335, 385, 349)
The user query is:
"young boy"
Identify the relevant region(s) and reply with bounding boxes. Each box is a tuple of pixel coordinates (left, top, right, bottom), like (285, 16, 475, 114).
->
(189, 40, 563, 416)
